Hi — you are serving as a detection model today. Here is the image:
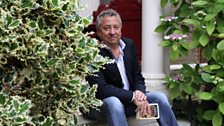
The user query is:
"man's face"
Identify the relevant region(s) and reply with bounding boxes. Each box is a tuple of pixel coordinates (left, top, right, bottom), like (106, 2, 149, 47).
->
(97, 16, 122, 46)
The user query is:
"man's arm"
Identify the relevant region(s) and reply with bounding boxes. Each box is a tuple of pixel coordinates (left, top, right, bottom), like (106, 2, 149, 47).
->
(86, 71, 134, 105)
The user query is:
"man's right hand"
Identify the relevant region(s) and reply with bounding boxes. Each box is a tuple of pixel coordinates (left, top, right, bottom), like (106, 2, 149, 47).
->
(133, 90, 151, 117)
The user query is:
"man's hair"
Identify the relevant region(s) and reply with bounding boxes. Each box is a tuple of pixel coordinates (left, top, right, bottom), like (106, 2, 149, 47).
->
(96, 9, 122, 30)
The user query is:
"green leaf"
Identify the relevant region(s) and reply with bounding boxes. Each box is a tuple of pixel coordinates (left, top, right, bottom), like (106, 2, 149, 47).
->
(21, 0, 33, 8)
(212, 91, 223, 103)
(0, 94, 5, 105)
(219, 102, 224, 115)
(211, 49, 224, 62)
(8, 19, 21, 29)
(189, 39, 199, 49)
(217, 40, 224, 50)
(6, 15, 13, 26)
(202, 45, 213, 60)
(217, 33, 224, 38)
(189, 31, 200, 49)
(201, 73, 212, 82)
(38, 18, 44, 30)
(210, 64, 221, 70)
(192, 1, 208, 6)
(183, 64, 193, 72)
(217, 82, 224, 92)
(11, 43, 18, 50)
(45, 29, 54, 36)
(36, 30, 46, 37)
(182, 19, 200, 28)
(217, 0, 224, 3)
(202, 65, 211, 73)
(212, 112, 222, 126)
(178, 45, 189, 56)
(182, 83, 193, 94)
(52, 0, 59, 6)
(82, 18, 91, 25)
(169, 87, 181, 99)
(69, 80, 80, 84)
(206, 21, 215, 35)
(43, 118, 53, 126)
(80, 85, 89, 94)
(160, 0, 168, 7)
(155, 24, 168, 33)
(30, 21, 37, 28)
(159, 40, 172, 47)
(199, 33, 209, 47)
(203, 110, 216, 120)
(196, 92, 213, 100)
(13, 100, 20, 112)
(47, 59, 59, 66)
(19, 102, 29, 114)
(15, 117, 26, 122)
(170, 48, 179, 61)
(172, 44, 178, 51)
(204, 14, 216, 21)
(213, 3, 224, 13)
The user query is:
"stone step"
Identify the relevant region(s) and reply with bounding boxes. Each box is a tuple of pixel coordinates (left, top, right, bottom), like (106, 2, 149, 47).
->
(77, 114, 158, 126)
(77, 114, 190, 126)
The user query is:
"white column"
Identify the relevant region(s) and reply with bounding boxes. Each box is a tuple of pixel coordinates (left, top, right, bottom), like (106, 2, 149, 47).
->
(78, 0, 100, 17)
(141, 0, 167, 93)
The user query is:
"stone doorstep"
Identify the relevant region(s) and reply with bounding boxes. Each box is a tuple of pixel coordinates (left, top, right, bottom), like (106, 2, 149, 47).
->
(77, 114, 158, 126)
(77, 114, 191, 126)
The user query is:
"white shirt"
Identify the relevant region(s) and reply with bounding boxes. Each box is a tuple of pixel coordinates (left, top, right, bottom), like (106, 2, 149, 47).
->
(114, 40, 130, 90)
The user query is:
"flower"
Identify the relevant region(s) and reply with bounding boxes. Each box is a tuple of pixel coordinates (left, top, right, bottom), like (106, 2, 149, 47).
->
(160, 16, 178, 22)
(164, 34, 188, 40)
(172, 74, 183, 82)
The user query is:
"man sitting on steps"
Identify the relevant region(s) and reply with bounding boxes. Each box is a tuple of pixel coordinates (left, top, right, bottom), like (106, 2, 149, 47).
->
(85, 8, 179, 126)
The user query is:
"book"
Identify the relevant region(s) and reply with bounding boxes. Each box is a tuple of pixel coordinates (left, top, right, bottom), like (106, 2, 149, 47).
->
(136, 103, 160, 120)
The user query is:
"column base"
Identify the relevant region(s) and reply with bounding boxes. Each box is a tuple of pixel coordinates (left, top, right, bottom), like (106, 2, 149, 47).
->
(142, 73, 169, 95)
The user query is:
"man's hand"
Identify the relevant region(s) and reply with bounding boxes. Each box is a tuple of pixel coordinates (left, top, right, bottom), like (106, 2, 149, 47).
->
(133, 90, 151, 117)
(134, 90, 147, 101)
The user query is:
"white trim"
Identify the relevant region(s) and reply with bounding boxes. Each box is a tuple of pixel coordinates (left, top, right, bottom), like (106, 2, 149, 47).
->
(170, 63, 207, 70)
(142, 73, 166, 80)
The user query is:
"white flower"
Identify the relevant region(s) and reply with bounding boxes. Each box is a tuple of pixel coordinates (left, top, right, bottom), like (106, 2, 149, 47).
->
(161, 16, 178, 22)
(164, 34, 188, 40)
(164, 36, 170, 40)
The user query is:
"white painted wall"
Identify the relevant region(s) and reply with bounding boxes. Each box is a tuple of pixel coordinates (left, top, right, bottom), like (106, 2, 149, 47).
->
(78, 0, 100, 17)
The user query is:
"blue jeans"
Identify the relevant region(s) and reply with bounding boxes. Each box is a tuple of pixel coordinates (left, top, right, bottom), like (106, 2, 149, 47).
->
(85, 92, 179, 126)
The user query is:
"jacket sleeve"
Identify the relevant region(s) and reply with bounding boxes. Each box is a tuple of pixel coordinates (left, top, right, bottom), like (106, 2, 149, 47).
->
(86, 71, 134, 105)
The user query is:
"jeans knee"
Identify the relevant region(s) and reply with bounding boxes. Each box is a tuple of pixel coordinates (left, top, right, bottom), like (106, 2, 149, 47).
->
(146, 92, 170, 105)
(103, 96, 124, 113)
(157, 92, 168, 101)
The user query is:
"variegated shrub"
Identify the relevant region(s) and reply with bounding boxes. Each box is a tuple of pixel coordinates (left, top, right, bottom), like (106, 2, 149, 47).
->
(0, 0, 110, 125)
